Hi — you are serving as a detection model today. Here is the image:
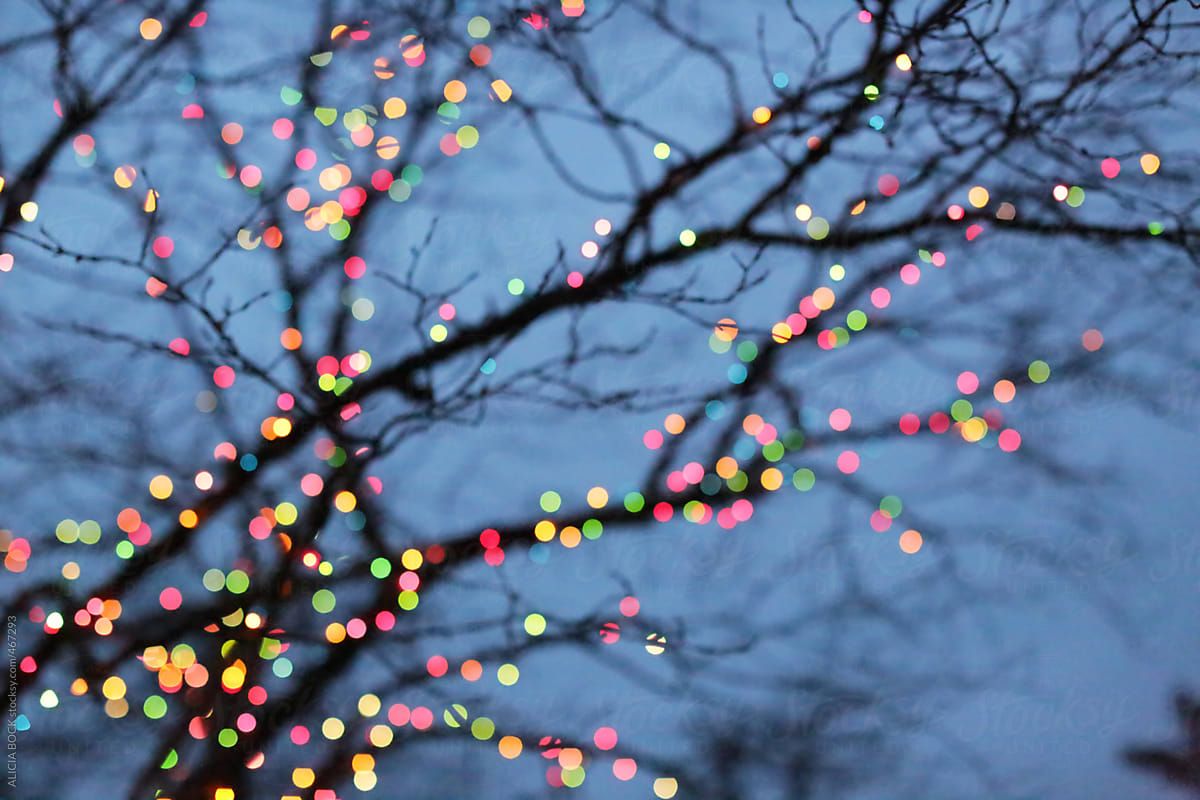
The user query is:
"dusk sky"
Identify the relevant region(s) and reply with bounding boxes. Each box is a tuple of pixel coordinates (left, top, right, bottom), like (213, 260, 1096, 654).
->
(2, 2, 1199, 799)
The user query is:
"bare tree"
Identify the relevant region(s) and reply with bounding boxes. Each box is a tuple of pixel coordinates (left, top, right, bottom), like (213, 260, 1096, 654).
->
(1126, 692, 1200, 796)
(2, 1, 1198, 798)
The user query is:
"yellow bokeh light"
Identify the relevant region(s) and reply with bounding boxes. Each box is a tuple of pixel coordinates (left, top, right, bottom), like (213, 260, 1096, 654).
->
(334, 491, 357, 512)
(967, 186, 990, 208)
(761, 468, 783, 491)
(586, 487, 608, 508)
(276, 502, 298, 526)
(319, 200, 344, 224)
(149, 474, 173, 500)
(114, 165, 137, 188)
(319, 167, 343, 191)
(444, 80, 467, 103)
(534, 520, 556, 542)
(384, 97, 407, 118)
(654, 778, 679, 799)
(490, 79, 512, 102)
(139, 17, 163, 40)
(369, 724, 393, 747)
(102, 676, 126, 700)
(143, 645, 169, 669)
(961, 417, 987, 442)
(358, 694, 381, 717)
(222, 664, 246, 691)
(376, 135, 400, 160)
(400, 548, 423, 570)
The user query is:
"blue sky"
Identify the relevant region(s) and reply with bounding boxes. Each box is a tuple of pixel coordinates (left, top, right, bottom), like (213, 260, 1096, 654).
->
(2, 1, 1199, 798)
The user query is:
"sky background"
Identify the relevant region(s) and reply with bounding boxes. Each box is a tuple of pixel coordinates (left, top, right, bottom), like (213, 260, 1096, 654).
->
(2, 1, 1198, 798)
